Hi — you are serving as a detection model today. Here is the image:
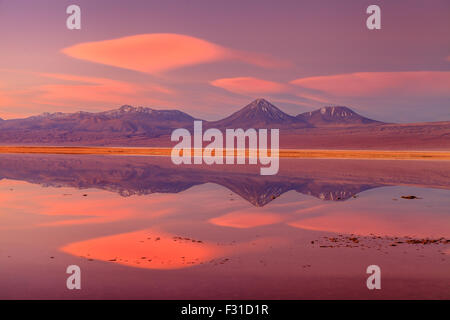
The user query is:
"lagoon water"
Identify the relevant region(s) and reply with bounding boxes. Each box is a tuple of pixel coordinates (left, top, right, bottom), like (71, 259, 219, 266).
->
(0, 154, 449, 299)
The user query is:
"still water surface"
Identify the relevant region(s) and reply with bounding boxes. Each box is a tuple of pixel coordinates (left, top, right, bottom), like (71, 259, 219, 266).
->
(0, 154, 449, 299)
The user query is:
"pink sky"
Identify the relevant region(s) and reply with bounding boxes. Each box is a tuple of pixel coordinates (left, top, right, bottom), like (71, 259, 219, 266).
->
(0, 0, 449, 122)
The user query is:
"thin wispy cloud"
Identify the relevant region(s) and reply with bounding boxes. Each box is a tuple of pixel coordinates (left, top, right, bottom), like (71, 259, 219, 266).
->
(211, 77, 288, 95)
(291, 72, 450, 97)
(210, 76, 332, 107)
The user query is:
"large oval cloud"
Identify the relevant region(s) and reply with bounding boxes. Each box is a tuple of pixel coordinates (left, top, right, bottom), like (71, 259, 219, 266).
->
(62, 33, 281, 74)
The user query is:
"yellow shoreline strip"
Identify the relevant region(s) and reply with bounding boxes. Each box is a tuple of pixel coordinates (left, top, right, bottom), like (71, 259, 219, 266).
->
(0, 146, 449, 160)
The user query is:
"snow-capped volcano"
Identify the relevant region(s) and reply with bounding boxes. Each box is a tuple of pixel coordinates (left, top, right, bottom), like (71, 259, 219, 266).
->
(208, 98, 310, 129)
(296, 106, 382, 126)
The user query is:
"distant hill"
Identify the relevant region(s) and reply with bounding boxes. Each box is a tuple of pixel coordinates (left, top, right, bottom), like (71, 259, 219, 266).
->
(296, 106, 382, 126)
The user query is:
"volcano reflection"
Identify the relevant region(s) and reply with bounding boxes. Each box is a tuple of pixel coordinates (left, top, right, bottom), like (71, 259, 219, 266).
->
(0, 154, 449, 206)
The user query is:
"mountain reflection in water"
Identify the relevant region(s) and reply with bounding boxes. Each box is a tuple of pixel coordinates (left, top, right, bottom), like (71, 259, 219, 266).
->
(0, 154, 449, 206)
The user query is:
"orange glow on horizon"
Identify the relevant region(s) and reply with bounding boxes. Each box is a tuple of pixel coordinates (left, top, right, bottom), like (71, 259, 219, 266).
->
(36, 73, 172, 106)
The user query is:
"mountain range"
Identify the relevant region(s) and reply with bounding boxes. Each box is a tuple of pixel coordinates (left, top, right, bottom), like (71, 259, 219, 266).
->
(0, 98, 448, 150)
